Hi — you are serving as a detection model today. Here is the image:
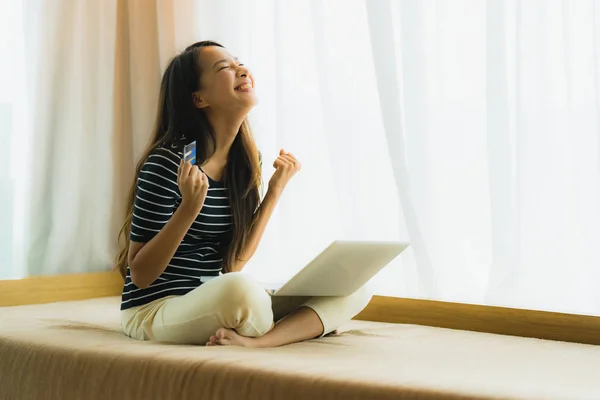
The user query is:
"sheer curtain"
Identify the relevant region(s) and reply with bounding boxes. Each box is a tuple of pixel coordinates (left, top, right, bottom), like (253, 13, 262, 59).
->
(0, 0, 197, 277)
(0, 0, 28, 279)
(367, 0, 600, 313)
(400, 0, 600, 314)
(1, 0, 599, 315)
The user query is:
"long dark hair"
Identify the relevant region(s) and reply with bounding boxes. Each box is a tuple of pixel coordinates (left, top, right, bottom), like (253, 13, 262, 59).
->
(116, 41, 262, 278)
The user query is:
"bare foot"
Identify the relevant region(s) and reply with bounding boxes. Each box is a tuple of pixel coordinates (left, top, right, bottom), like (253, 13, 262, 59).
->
(206, 334, 219, 346)
(207, 327, 257, 347)
(205, 323, 331, 347)
(205, 322, 275, 347)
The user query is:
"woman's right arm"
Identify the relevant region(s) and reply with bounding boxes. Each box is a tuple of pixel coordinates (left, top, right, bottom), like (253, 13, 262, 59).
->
(128, 157, 209, 288)
(128, 200, 199, 288)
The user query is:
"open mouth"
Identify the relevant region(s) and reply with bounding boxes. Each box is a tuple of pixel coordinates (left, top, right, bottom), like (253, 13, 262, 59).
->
(234, 82, 253, 91)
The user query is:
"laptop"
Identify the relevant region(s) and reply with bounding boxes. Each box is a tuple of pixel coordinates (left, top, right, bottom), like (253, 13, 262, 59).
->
(262, 240, 409, 297)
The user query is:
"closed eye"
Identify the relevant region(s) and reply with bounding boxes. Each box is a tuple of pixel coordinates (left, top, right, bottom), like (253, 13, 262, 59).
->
(217, 61, 244, 71)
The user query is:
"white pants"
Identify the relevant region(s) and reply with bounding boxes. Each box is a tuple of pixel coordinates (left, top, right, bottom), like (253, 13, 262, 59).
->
(121, 272, 373, 345)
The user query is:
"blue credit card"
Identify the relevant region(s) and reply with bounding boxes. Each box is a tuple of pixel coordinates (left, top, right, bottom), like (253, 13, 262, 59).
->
(183, 141, 197, 164)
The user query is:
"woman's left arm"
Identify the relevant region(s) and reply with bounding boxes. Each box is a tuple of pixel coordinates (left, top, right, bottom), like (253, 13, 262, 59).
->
(228, 188, 282, 272)
(228, 149, 300, 272)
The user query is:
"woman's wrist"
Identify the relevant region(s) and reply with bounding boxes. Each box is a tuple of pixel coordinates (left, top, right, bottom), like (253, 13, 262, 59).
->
(178, 199, 202, 219)
(266, 185, 284, 200)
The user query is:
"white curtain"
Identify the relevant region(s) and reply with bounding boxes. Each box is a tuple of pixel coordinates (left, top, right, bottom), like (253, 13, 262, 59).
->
(0, 0, 197, 277)
(366, 0, 600, 314)
(1, 0, 599, 315)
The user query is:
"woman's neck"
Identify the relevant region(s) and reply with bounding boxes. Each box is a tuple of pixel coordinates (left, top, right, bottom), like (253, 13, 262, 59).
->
(206, 110, 247, 161)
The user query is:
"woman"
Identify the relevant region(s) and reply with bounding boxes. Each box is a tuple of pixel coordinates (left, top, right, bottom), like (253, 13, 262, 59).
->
(116, 41, 372, 347)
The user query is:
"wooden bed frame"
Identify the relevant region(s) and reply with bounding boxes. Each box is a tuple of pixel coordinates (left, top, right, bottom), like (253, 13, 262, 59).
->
(2, 271, 600, 346)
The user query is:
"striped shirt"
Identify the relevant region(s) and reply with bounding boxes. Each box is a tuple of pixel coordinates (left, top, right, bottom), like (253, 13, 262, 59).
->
(121, 145, 233, 310)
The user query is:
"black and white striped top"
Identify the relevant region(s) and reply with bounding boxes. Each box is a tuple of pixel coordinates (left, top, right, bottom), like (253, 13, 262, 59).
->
(121, 145, 233, 310)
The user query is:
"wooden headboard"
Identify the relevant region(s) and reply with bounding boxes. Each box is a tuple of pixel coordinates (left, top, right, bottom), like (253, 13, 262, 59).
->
(0, 271, 123, 307)
(2, 271, 600, 346)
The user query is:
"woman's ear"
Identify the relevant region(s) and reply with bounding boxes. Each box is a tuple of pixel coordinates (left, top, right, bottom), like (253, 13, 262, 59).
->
(192, 92, 208, 108)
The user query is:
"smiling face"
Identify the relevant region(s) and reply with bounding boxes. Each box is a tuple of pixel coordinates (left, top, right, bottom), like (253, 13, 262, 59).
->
(192, 46, 257, 112)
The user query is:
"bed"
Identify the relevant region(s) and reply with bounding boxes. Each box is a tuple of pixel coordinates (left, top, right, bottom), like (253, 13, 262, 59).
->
(1, 296, 600, 400)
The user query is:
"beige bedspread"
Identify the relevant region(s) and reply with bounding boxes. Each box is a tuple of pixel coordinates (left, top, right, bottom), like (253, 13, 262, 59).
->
(1, 297, 599, 400)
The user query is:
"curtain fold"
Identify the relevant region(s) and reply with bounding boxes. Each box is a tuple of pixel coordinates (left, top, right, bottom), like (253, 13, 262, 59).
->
(24, 0, 119, 275)
(20, 0, 198, 276)
(365, 0, 438, 298)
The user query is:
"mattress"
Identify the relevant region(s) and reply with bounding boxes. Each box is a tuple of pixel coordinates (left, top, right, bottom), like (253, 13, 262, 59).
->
(1, 297, 599, 400)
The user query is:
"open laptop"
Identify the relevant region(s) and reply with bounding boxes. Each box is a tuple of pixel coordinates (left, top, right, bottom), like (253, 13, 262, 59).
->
(262, 240, 409, 297)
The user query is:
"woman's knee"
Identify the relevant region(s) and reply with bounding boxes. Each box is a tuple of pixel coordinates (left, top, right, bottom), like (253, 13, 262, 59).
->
(217, 273, 270, 307)
(304, 284, 374, 335)
(215, 273, 273, 333)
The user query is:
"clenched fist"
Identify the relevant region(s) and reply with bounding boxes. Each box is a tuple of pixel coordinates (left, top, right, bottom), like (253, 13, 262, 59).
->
(268, 149, 301, 194)
(178, 159, 209, 214)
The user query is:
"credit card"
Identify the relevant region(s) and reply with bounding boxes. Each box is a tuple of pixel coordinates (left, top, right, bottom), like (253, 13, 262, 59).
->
(183, 141, 197, 164)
